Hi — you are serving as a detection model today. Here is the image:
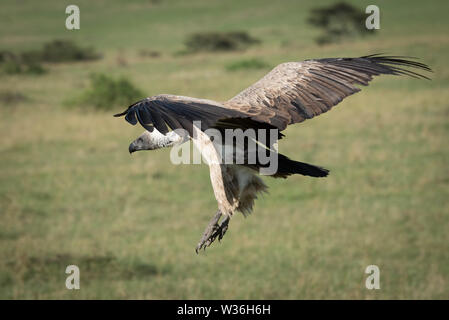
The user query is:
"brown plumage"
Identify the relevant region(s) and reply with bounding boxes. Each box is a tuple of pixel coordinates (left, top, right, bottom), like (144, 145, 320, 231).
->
(224, 55, 430, 130)
(116, 54, 430, 134)
(115, 54, 431, 252)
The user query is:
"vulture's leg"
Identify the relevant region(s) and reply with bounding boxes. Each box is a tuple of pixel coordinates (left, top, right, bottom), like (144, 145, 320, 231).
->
(195, 210, 230, 253)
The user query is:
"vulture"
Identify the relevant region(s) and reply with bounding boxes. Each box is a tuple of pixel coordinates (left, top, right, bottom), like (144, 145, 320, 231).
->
(114, 54, 430, 253)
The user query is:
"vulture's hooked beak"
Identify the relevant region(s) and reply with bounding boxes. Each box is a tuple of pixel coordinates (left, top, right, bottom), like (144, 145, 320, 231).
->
(129, 133, 150, 153)
(128, 140, 143, 154)
(128, 142, 137, 154)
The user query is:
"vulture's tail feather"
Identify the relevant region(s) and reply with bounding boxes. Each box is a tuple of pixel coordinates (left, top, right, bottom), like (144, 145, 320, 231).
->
(273, 154, 329, 178)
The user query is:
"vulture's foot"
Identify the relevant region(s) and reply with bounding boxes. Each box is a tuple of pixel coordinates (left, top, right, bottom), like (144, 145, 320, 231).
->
(196, 210, 230, 253)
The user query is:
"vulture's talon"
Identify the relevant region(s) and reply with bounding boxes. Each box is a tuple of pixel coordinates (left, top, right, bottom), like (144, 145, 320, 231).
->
(196, 211, 230, 253)
(218, 219, 229, 242)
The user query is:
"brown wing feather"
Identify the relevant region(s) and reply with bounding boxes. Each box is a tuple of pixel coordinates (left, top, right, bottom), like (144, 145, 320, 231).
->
(114, 94, 281, 136)
(224, 55, 431, 130)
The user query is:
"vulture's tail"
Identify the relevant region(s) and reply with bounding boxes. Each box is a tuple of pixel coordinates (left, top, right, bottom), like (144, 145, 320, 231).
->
(241, 149, 329, 178)
(273, 153, 329, 178)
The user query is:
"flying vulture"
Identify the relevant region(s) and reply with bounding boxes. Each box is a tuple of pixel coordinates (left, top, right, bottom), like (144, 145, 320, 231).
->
(114, 54, 430, 252)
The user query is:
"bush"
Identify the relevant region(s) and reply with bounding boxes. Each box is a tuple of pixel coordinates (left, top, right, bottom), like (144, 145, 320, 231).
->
(0, 50, 46, 75)
(0, 90, 28, 106)
(307, 2, 374, 45)
(0, 51, 16, 63)
(225, 58, 270, 72)
(1, 60, 22, 74)
(0, 39, 99, 76)
(139, 49, 161, 58)
(37, 39, 101, 63)
(4, 39, 101, 67)
(78, 74, 144, 111)
(184, 31, 260, 53)
(25, 63, 46, 75)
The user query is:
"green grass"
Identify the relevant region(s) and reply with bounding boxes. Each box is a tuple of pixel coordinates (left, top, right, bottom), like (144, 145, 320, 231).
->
(73, 73, 145, 111)
(225, 58, 271, 71)
(0, 0, 448, 299)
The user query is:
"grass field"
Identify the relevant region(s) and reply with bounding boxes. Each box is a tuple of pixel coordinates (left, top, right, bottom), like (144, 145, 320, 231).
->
(0, 0, 448, 299)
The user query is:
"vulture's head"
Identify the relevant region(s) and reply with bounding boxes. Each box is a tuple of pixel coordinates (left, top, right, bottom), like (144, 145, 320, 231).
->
(129, 131, 158, 153)
(129, 129, 185, 153)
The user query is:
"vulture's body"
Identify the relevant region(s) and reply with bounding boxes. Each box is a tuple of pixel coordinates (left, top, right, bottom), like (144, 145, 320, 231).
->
(115, 55, 430, 252)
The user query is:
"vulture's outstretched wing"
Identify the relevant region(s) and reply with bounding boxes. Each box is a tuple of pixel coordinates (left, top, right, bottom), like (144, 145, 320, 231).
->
(114, 94, 276, 136)
(224, 55, 431, 130)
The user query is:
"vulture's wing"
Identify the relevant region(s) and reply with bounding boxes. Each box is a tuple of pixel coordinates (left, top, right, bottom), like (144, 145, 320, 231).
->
(114, 94, 277, 136)
(224, 55, 431, 130)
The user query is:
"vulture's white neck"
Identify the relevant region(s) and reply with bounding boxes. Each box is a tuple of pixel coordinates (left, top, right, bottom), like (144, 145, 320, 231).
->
(143, 129, 187, 150)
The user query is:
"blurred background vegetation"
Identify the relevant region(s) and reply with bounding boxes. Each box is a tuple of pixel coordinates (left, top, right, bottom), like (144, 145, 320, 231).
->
(0, 0, 448, 299)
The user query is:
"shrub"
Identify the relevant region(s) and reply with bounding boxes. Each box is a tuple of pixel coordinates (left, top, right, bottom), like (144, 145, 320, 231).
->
(11, 40, 101, 65)
(225, 58, 270, 72)
(0, 50, 46, 75)
(25, 63, 46, 75)
(38, 39, 101, 63)
(307, 2, 374, 45)
(0, 40, 100, 76)
(184, 31, 260, 53)
(19, 50, 43, 64)
(78, 74, 144, 111)
(1, 60, 22, 74)
(0, 51, 16, 63)
(0, 90, 28, 106)
(139, 49, 161, 58)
